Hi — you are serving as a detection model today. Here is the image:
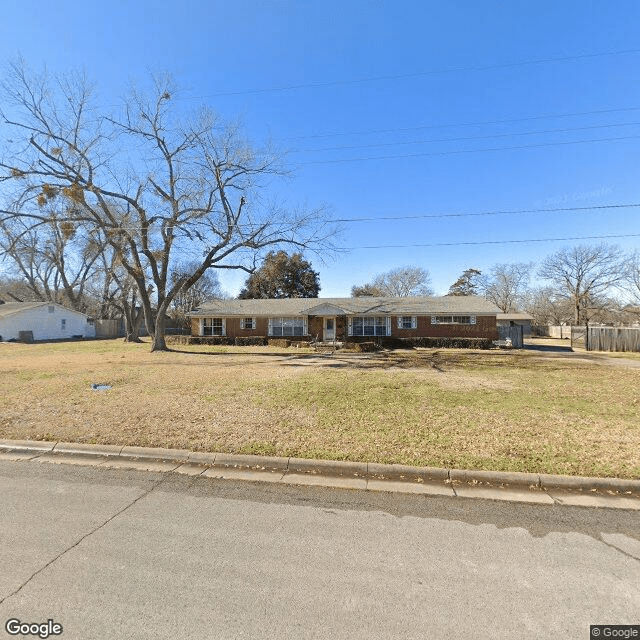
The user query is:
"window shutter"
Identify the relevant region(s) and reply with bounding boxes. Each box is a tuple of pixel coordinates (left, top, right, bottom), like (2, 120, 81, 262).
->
(412, 316, 417, 329)
(268, 318, 273, 335)
(471, 316, 476, 325)
(304, 318, 308, 335)
(396, 316, 402, 329)
(347, 317, 352, 336)
(222, 319, 226, 336)
(199, 318, 204, 336)
(386, 317, 391, 336)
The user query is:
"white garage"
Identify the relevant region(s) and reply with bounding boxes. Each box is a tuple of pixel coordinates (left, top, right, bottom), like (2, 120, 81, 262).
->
(0, 302, 96, 342)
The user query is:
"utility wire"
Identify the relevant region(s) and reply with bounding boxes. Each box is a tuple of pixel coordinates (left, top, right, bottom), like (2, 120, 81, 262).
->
(283, 106, 640, 141)
(333, 203, 640, 223)
(294, 133, 640, 165)
(290, 120, 640, 153)
(346, 232, 640, 250)
(197, 48, 640, 98)
(27, 202, 639, 231)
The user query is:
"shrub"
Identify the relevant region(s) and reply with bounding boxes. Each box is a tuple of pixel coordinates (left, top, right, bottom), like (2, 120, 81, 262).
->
(234, 336, 267, 346)
(268, 338, 291, 347)
(344, 341, 382, 352)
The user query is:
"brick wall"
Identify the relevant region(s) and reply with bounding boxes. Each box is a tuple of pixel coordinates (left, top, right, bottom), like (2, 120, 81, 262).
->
(308, 316, 323, 341)
(389, 315, 497, 339)
(191, 314, 497, 340)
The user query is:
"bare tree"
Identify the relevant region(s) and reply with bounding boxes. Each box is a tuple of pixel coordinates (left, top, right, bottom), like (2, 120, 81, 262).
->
(170, 262, 226, 330)
(482, 262, 533, 312)
(352, 266, 433, 297)
(0, 60, 335, 351)
(351, 283, 383, 297)
(523, 287, 573, 325)
(537, 244, 630, 325)
(0, 214, 104, 311)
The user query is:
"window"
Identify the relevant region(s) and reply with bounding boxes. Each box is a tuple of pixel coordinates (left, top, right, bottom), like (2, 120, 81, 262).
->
(348, 316, 390, 336)
(397, 316, 417, 329)
(60, 319, 66, 330)
(48, 305, 54, 313)
(203, 318, 225, 336)
(241, 318, 256, 330)
(269, 317, 307, 337)
(430, 315, 476, 325)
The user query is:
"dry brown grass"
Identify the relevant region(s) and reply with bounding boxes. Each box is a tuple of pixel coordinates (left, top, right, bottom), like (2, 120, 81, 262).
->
(0, 339, 638, 478)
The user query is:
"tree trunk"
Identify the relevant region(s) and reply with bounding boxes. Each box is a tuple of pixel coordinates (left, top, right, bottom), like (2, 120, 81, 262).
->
(150, 309, 168, 352)
(123, 305, 143, 342)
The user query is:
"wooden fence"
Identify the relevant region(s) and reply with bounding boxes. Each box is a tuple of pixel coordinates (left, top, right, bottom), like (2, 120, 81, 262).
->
(497, 325, 524, 348)
(586, 327, 640, 352)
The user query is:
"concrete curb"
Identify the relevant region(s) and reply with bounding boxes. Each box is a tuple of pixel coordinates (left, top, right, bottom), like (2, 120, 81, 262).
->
(1, 439, 639, 500)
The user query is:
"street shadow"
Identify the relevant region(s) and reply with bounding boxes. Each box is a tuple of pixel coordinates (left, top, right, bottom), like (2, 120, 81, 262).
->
(523, 344, 574, 353)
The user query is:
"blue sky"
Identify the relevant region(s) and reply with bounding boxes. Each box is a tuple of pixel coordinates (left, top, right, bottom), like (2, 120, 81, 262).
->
(2, 0, 640, 297)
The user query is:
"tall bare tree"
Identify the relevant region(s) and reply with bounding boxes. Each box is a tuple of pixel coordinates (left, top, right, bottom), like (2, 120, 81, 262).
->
(523, 287, 574, 325)
(0, 214, 105, 310)
(170, 261, 226, 330)
(537, 244, 630, 324)
(482, 262, 533, 312)
(352, 266, 433, 297)
(0, 60, 334, 350)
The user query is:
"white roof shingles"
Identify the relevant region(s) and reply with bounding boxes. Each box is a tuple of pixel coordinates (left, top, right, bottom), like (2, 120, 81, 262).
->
(190, 296, 502, 317)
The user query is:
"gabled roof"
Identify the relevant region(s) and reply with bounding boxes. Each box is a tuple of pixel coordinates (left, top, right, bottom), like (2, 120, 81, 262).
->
(190, 296, 502, 317)
(0, 302, 89, 319)
(0, 302, 49, 319)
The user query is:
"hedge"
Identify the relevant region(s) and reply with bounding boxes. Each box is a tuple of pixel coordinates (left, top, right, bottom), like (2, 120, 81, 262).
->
(344, 336, 493, 350)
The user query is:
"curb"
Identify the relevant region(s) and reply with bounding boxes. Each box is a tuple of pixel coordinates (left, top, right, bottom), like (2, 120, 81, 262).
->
(1, 439, 639, 499)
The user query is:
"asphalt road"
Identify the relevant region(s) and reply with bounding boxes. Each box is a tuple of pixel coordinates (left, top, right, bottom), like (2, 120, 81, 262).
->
(0, 460, 638, 640)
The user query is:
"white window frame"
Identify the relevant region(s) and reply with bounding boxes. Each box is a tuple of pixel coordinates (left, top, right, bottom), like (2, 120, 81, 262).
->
(203, 317, 226, 336)
(397, 316, 417, 329)
(268, 317, 307, 337)
(348, 316, 391, 337)
(430, 315, 476, 325)
(241, 317, 256, 330)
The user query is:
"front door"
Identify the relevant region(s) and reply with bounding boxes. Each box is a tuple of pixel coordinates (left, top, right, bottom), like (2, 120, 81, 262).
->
(323, 317, 336, 341)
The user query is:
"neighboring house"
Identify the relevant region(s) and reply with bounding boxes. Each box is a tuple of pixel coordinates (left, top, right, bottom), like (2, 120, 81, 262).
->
(496, 312, 534, 338)
(0, 302, 96, 342)
(189, 296, 501, 341)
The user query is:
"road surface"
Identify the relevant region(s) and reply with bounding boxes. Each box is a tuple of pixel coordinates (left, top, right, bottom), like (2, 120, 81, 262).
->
(0, 460, 638, 639)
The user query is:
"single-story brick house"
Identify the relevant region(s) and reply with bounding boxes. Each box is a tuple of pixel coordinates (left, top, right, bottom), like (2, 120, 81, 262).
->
(0, 301, 96, 342)
(189, 296, 502, 341)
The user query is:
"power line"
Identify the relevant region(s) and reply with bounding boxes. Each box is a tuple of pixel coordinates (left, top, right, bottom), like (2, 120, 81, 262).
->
(290, 121, 640, 154)
(283, 106, 640, 141)
(334, 203, 640, 223)
(197, 48, 640, 98)
(346, 232, 640, 250)
(294, 134, 640, 165)
(26, 202, 639, 232)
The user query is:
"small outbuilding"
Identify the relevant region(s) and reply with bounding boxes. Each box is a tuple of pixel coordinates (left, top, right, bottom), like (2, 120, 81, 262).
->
(496, 312, 534, 338)
(0, 301, 95, 342)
